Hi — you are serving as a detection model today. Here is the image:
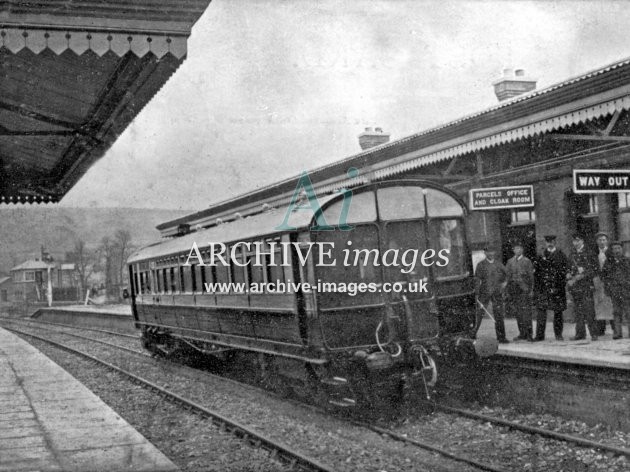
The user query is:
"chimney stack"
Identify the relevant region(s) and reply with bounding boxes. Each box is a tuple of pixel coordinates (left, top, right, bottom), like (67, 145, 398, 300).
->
(358, 127, 390, 150)
(492, 68, 537, 101)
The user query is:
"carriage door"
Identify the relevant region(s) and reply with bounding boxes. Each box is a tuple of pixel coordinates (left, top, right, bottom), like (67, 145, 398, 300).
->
(377, 186, 437, 340)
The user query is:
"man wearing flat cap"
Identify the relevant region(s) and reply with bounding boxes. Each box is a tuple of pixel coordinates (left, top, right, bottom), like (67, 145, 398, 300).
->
(534, 235, 569, 341)
(566, 233, 598, 341)
(505, 240, 535, 341)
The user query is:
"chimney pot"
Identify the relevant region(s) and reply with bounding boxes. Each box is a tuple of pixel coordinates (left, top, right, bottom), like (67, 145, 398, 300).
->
(493, 67, 536, 102)
(358, 127, 390, 150)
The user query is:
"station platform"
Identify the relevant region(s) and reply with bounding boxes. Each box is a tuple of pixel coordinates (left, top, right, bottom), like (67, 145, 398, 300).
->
(31, 304, 135, 334)
(38, 304, 133, 316)
(478, 317, 630, 370)
(0, 327, 177, 471)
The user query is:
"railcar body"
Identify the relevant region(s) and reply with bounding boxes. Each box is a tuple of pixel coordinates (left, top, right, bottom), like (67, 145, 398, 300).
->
(128, 180, 497, 407)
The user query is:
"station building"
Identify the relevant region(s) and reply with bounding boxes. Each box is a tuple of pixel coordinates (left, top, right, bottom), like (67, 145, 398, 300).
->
(10, 259, 79, 303)
(159, 57, 630, 263)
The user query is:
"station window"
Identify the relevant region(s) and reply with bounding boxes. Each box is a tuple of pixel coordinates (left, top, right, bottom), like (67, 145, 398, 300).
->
(134, 269, 140, 294)
(618, 192, 630, 209)
(510, 209, 536, 223)
(25, 271, 35, 282)
(587, 195, 599, 214)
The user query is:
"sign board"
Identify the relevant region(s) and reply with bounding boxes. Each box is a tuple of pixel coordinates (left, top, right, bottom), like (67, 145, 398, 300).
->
(573, 169, 630, 193)
(469, 185, 534, 210)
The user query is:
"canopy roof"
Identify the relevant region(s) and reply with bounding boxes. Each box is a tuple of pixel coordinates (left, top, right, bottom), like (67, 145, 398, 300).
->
(1, 0, 211, 204)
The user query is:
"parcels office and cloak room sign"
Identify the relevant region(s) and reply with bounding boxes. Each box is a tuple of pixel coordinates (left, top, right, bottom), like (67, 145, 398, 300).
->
(469, 185, 534, 210)
(573, 169, 630, 193)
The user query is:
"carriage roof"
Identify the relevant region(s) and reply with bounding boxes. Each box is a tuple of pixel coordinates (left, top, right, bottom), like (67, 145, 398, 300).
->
(128, 194, 340, 263)
(128, 180, 465, 264)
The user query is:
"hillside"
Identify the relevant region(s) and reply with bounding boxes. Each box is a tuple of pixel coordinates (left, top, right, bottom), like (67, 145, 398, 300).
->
(0, 207, 190, 273)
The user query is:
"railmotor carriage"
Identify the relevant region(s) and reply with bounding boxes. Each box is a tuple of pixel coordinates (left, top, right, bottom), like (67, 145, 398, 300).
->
(127, 179, 497, 408)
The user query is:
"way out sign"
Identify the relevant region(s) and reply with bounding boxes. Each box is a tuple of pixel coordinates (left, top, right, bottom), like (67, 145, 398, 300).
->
(469, 185, 534, 210)
(573, 169, 630, 193)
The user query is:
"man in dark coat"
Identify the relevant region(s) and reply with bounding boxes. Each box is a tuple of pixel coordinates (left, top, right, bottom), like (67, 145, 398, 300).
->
(566, 234, 598, 341)
(505, 240, 534, 341)
(601, 241, 630, 339)
(534, 235, 569, 341)
(475, 246, 508, 343)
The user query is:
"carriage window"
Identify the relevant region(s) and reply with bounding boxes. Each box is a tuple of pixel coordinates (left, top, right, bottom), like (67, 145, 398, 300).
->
(250, 250, 265, 284)
(425, 189, 463, 217)
(315, 224, 381, 306)
(429, 219, 468, 278)
(383, 220, 429, 280)
(195, 264, 204, 292)
(230, 247, 247, 286)
(146, 271, 152, 293)
(215, 260, 229, 285)
(169, 267, 177, 292)
(323, 191, 376, 226)
(377, 186, 425, 220)
(179, 266, 186, 292)
(190, 264, 197, 292)
(267, 247, 286, 284)
(204, 264, 215, 287)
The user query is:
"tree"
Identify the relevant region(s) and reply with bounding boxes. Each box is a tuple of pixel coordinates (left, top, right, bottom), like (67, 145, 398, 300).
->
(112, 229, 134, 291)
(99, 236, 115, 297)
(66, 239, 96, 298)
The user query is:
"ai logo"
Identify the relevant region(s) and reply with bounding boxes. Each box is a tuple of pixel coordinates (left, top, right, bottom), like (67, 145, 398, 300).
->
(275, 168, 359, 231)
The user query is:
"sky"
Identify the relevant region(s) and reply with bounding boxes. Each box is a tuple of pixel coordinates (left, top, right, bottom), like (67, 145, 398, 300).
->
(60, 0, 630, 211)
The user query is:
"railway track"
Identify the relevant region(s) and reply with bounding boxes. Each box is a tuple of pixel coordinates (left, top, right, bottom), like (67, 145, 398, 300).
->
(3, 324, 335, 472)
(4, 317, 629, 471)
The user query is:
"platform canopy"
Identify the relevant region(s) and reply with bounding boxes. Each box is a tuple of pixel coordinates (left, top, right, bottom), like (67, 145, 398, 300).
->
(0, 0, 211, 204)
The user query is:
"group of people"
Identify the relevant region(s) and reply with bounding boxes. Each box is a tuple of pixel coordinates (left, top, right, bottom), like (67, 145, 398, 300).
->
(475, 232, 630, 343)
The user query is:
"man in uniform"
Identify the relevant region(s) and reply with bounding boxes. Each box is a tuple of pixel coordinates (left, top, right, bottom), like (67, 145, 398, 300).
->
(505, 241, 534, 342)
(601, 241, 630, 339)
(534, 235, 569, 341)
(475, 246, 508, 343)
(566, 234, 598, 341)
